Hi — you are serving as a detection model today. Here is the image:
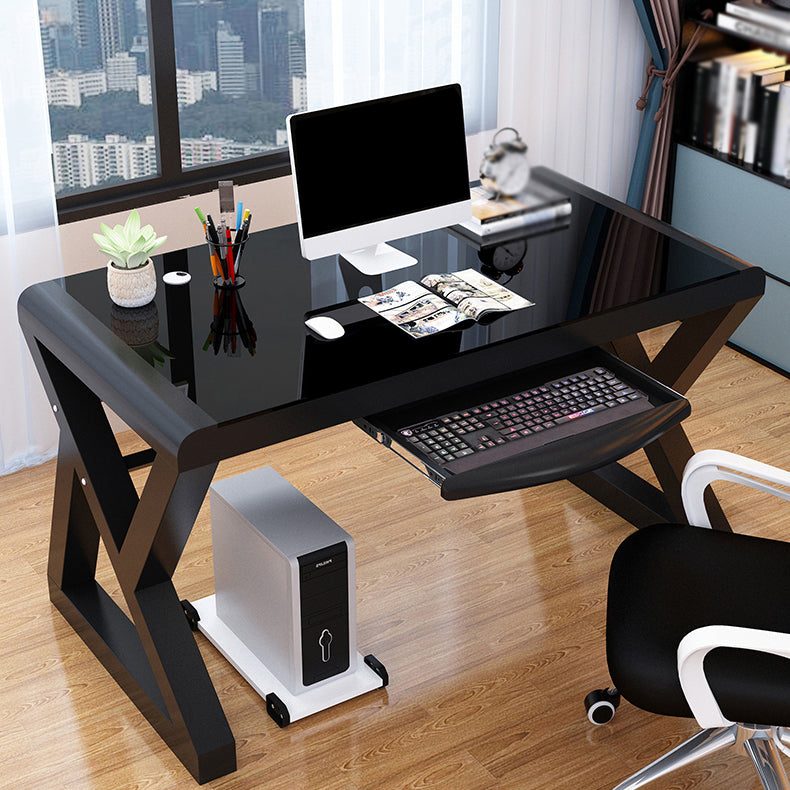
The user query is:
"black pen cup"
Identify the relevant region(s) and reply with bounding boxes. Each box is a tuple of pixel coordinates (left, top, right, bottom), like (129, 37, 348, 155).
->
(205, 231, 246, 289)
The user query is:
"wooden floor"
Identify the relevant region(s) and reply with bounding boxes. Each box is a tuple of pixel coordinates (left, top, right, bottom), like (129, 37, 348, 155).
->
(3, 325, 790, 789)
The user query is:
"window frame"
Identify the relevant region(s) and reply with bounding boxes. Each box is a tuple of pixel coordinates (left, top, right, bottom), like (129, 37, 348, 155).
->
(55, 0, 292, 225)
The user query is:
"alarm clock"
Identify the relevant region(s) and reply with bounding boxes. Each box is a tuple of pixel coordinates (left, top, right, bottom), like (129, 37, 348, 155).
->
(478, 239, 528, 282)
(479, 127, 530, 198)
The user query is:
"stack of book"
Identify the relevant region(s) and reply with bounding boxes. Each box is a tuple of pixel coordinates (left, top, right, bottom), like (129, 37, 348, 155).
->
(686, 30, 790, 177)
(452, 182, 571, 244)
(718, 1, 790, 51)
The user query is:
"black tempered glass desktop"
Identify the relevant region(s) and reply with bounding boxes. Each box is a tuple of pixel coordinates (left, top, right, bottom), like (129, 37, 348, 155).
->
(17, 168, 765, 783)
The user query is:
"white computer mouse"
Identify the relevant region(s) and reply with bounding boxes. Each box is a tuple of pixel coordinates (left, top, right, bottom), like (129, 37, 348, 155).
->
(304, 315, 345, 340)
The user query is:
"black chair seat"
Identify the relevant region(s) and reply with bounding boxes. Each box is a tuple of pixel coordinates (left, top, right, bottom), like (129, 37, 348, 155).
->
(607, 522, 790, 725)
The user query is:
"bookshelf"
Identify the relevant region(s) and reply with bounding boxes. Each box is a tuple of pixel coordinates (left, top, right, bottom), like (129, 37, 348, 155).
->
(670, 1, 790, 374)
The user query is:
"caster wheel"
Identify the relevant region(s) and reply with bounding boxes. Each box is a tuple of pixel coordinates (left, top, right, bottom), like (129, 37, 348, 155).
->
(585, 688, 620, 725)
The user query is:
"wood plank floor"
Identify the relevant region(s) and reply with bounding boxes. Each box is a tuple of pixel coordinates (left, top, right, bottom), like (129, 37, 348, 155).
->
(3, 326, 790, 789)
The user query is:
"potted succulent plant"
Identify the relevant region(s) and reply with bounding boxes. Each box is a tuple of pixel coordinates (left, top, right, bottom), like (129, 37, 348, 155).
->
(94, 209, 167, 308)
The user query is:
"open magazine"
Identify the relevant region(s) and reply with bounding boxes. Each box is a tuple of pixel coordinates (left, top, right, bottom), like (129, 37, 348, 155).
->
(359, 268, 534, 339)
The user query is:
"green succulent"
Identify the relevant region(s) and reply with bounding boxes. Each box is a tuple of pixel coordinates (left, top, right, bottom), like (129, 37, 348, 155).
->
(93, 209, 167, 269)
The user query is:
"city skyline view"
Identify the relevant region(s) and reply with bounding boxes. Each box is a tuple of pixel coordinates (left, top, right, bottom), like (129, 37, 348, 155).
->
(38, 0, 305, 196)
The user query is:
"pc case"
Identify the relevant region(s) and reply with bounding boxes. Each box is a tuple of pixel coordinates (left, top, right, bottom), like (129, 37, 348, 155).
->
(190, 466, 386, 726)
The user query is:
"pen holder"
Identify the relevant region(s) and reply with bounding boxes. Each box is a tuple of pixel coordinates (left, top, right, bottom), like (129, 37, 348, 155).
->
(205, 232, 246, 289)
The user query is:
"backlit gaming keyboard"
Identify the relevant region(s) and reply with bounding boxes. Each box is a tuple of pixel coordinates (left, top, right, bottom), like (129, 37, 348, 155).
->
(398, 366, 649, 466)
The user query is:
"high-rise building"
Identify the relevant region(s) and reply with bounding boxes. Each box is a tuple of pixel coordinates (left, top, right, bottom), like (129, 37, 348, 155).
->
(40, 19, 78, 74)
(129, 34, 149, 74)
(46, 71, 84, 107)
(292, 73, 307, 112)
(172, 0, 225, 72)
(217, 21, 246, 98)
(106, 51, 138, 91)
(47, 69, 109, 106)
(73, 0, 101, 69)
(180, 135, 272, 168)
(225, 0, 260, 69)
(52, 133, 158, 190)
(138, 70, 217, 106)
(73, 0, 138, 68)
(258, 6, 290, 107)
(40, 20, 56, 74)
(288, 29, 305, 78)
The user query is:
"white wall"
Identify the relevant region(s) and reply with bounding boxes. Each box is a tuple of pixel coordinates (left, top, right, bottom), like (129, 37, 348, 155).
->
(59, 0, 648, 275)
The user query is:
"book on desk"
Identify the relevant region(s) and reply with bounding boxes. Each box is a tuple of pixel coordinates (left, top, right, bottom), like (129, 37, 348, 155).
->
(357, 269, 534, 339)
(451, 182, 572, 243)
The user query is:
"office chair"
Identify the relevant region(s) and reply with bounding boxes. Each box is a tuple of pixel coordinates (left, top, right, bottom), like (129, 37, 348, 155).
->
(587, 449, 790, 789)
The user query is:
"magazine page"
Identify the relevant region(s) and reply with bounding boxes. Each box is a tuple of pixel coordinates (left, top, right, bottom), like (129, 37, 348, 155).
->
(421, 269, 534, 321)
(358, 280, 470, 338)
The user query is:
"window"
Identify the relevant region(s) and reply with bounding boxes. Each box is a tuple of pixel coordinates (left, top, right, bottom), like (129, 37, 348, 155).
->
(38, 0, 303, 222)
(38, 0, 497, 223)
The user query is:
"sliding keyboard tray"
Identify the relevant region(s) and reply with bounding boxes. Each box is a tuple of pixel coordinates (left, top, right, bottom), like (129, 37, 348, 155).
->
(355, 348, 690, 500)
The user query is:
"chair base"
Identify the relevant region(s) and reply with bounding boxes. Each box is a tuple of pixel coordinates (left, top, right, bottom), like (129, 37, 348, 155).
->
(614, 724, 790, 790)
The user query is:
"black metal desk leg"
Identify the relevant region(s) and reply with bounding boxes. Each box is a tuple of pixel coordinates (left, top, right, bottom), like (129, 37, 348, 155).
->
(583, 297, 762, 531)
(34, 342, 235, 784)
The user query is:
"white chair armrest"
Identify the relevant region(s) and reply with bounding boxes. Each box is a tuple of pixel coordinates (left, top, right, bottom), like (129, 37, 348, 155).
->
(678, 624, 790, 728)
(682, 450, 790, 528)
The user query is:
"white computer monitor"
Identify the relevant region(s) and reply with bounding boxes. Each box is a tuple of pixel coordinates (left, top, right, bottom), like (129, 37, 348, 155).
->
(286, 84, 471, 276)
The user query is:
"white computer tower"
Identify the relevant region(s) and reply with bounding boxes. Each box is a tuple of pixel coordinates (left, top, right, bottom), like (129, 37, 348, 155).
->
(192, 466, 385, 725)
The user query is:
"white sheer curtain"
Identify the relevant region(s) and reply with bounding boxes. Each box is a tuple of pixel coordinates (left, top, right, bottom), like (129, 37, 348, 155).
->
(0, 0, 62, 474)
(498, 0, 648, 202)
(303, 0, 500, 135)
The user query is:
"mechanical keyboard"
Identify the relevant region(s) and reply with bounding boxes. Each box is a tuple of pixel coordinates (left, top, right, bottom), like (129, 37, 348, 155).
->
(397, 366, 649, 467)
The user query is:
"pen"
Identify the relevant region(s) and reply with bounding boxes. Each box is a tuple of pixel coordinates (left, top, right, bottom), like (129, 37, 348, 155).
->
(235, 212, 252, 270)
(208, 215, 228, 283)
(196, 207, 221, 277)
(219, 217, 231, 285)
(225, 224, 235, 284)
(206, 213, 220, 245)
(232, 211, 249, 268)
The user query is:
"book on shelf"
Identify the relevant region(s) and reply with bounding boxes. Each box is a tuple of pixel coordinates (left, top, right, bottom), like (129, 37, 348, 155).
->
(681, 44, 790, 179)
(770, 81, 790, 178)
(358, 269, 534, 339)
(717, 11, 790, 50)
(726, 0, 790, 33)
(452, 182, 571, 241)
(689, 58, 716, 147)
(712, 49, 784, 154)
(754, 82, 781, 172)
(735, 62, 790, 161)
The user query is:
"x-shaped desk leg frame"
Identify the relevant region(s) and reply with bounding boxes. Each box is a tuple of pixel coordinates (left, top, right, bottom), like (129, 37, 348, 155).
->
(33, 341, 236, 784)
(570, 297, 761, 531)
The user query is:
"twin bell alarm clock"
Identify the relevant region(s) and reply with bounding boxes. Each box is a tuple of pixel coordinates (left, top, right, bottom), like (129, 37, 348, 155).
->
(479, 126, 530, 198)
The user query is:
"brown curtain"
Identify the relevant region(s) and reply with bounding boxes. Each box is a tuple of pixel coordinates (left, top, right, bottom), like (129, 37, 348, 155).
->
(639, 2, 711, 219)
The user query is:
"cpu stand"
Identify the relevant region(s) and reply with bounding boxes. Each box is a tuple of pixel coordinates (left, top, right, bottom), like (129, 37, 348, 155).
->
(185, 466, 387, 727)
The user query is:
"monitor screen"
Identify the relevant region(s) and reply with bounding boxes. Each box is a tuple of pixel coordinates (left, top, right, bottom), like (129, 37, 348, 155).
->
(287, 84, 471, 275)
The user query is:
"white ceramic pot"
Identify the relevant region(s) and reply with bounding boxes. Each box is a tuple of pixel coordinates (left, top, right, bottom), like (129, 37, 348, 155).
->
(107, 259, 157, 308)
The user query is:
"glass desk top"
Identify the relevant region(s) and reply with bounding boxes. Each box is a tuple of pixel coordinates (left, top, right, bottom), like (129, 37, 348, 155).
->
(56, 169, 760, 429)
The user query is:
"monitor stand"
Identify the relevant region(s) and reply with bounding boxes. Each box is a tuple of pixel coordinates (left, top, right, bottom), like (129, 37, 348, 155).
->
(341, 243, 418, 276)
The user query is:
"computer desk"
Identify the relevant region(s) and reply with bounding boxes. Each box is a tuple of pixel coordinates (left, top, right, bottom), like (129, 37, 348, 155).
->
(17, 170, 764, 783)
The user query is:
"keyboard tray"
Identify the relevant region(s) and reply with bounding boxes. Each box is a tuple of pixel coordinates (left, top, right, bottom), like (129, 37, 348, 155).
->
(357, 348, 690, 500)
